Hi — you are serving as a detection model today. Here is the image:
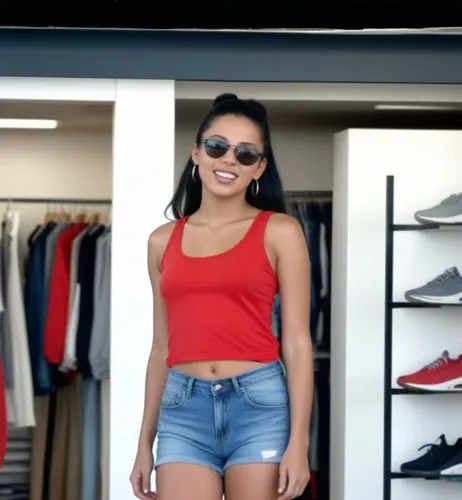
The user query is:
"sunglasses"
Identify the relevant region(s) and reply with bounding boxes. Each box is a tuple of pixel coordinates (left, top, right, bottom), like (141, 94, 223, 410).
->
(202, 137, 264, 166)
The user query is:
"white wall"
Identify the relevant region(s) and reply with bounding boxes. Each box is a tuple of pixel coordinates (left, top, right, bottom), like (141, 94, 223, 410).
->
(0, 129, 111, 198)
(330, 131, 348, 500)
(0, 129, 112, 254)
(175, 105, 334, 191)
(110, 80, 175, 500)
(332, 129, 462, 500)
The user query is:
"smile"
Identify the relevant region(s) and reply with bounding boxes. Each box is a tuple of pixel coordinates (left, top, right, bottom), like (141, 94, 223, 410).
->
(214, 170, 238, 182)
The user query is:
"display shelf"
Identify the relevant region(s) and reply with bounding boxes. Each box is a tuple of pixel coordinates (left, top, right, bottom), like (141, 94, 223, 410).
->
(391, 472, 437, 480)
(391, 388, 462, 395)
(391, 472, 462, 481)
(392, 302, 462, 309)
(383, 175, 462, 500)
(393, 223, 462, 231)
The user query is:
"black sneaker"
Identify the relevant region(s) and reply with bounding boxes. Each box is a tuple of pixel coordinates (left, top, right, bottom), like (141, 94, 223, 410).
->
(440, 437, 462, 481)
(400, 434, 462, 479)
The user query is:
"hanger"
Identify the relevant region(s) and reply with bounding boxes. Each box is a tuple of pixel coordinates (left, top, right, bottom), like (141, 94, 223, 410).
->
(44, 202, 59, 223)
(62, 205, 72, 223)
(44, 202, 52, 223)
(89, 211, 101, 225)
(74, 209, 87, 224)
(56, 203, 69, 223)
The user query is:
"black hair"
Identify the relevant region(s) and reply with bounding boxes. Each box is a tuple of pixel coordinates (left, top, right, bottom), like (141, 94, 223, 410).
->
(165, 93, 287, 219)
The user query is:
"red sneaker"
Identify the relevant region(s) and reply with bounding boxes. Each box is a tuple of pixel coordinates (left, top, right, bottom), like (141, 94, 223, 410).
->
(397, 350, 462, 391)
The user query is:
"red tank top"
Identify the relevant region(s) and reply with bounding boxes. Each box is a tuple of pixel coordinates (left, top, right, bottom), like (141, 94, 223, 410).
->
(160, 210, 280, 367)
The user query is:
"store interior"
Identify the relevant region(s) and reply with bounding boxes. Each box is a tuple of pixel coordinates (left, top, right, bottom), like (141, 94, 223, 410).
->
(0, 100, 113, 500)
(1, 81, 462, 500)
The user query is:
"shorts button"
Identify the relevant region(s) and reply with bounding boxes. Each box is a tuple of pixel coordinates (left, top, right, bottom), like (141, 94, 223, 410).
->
(214, 383, 222, 391)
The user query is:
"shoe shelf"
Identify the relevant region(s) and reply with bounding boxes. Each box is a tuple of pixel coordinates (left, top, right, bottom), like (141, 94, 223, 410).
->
(393, 223, 462, 231)
(383, 176, 462, 499)
(391, 472, 461, 481)
(391, 388, 462, 395)
(392, 302, 462, 308)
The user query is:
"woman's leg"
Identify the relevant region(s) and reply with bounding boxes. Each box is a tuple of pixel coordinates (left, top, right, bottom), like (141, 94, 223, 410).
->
(222, 361, 291, 500)
(157, 463, 223, 500)
(154, 370, 224, 499)
(224, 463, 279, 500)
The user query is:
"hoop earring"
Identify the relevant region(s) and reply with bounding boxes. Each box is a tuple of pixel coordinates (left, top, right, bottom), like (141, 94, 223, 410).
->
(191, 164, 197, 182)
(251, 178, 259, 197)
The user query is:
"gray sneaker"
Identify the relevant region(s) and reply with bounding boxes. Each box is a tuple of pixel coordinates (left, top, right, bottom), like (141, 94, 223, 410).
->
(414, 193, 462, 224)
(405, 267, 462, 304)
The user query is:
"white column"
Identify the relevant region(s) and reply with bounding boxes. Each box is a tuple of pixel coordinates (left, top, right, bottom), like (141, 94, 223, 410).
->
(110, 79, 175, 500)
(332, 128, 462, 500)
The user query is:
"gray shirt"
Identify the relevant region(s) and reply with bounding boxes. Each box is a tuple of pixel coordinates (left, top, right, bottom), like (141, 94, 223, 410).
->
(89, 230, 111, 380)
(0, 219, 14, 388)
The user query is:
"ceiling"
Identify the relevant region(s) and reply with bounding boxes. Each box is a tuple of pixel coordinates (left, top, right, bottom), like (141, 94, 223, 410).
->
(0, 94, 462, 132)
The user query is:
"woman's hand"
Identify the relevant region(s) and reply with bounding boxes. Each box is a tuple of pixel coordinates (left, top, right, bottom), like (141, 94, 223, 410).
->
(277, 442, 310, 499)
(129, 446, 157, 499)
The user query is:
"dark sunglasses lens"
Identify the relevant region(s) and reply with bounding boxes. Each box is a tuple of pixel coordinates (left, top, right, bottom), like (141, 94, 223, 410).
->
(235, 146, 260, 166)
(204, 138, 229, 159)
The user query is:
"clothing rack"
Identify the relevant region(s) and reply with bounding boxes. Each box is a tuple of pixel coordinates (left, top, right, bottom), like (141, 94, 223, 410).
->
(285, 190, 333, 200)
(0, 197, 112, 205)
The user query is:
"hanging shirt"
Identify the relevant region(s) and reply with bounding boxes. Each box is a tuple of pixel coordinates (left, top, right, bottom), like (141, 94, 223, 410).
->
(76, 226, 106, 378)
(43, 224, 68, 318)
(89, 230, 111, 379)
(60, 227, 89, 372)
(43, 223, 87, 365)
(4, 211, 35, 427)
(23, 222, 56, 395)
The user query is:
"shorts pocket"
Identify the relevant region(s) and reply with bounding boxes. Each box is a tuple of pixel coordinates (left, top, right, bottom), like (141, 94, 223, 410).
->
(160, 379, 186, 409)
(241, 375, 289, 409)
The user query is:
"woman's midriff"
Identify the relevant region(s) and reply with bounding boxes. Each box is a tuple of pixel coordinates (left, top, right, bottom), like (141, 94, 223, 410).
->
(171, 360, 268, 379)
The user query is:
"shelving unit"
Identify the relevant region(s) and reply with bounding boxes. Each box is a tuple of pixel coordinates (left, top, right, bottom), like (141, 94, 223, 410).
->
(383, 174, 462, 500)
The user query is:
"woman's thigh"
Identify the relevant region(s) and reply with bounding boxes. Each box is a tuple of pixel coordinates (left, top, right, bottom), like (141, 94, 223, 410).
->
(156, 463, 223, 500)
(224, 463, 280, 500)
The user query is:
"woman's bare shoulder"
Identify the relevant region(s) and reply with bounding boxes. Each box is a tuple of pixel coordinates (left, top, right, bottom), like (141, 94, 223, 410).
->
(148, 220, 179, 257)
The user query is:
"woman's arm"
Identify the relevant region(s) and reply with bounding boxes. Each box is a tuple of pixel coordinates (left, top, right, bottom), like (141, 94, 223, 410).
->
(271, 213, 313, 448)
(267, 213, 313, 499)
(136, 224, 173, 452)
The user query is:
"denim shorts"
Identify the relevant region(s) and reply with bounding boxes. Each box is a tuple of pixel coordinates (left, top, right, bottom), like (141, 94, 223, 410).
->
(154, 360, 290, 476)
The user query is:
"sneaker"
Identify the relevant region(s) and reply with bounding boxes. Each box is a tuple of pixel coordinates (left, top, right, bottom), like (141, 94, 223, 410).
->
(401, 434, 462, 478)
(414, 193, 462, 225)
(404, 267, 462, 304)
(397, 350, 462, 392)
(440, 441, 462, 480)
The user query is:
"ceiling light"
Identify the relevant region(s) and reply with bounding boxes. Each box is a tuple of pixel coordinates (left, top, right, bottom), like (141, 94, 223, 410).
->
(0, 119, 59, 129)
(374, 104, 460, 111)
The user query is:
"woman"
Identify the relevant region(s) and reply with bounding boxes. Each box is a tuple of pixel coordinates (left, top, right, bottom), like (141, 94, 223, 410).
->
(129, 93, 313, 500)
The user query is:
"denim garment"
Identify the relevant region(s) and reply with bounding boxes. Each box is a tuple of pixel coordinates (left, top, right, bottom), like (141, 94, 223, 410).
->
(155, 360, 290, 476)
